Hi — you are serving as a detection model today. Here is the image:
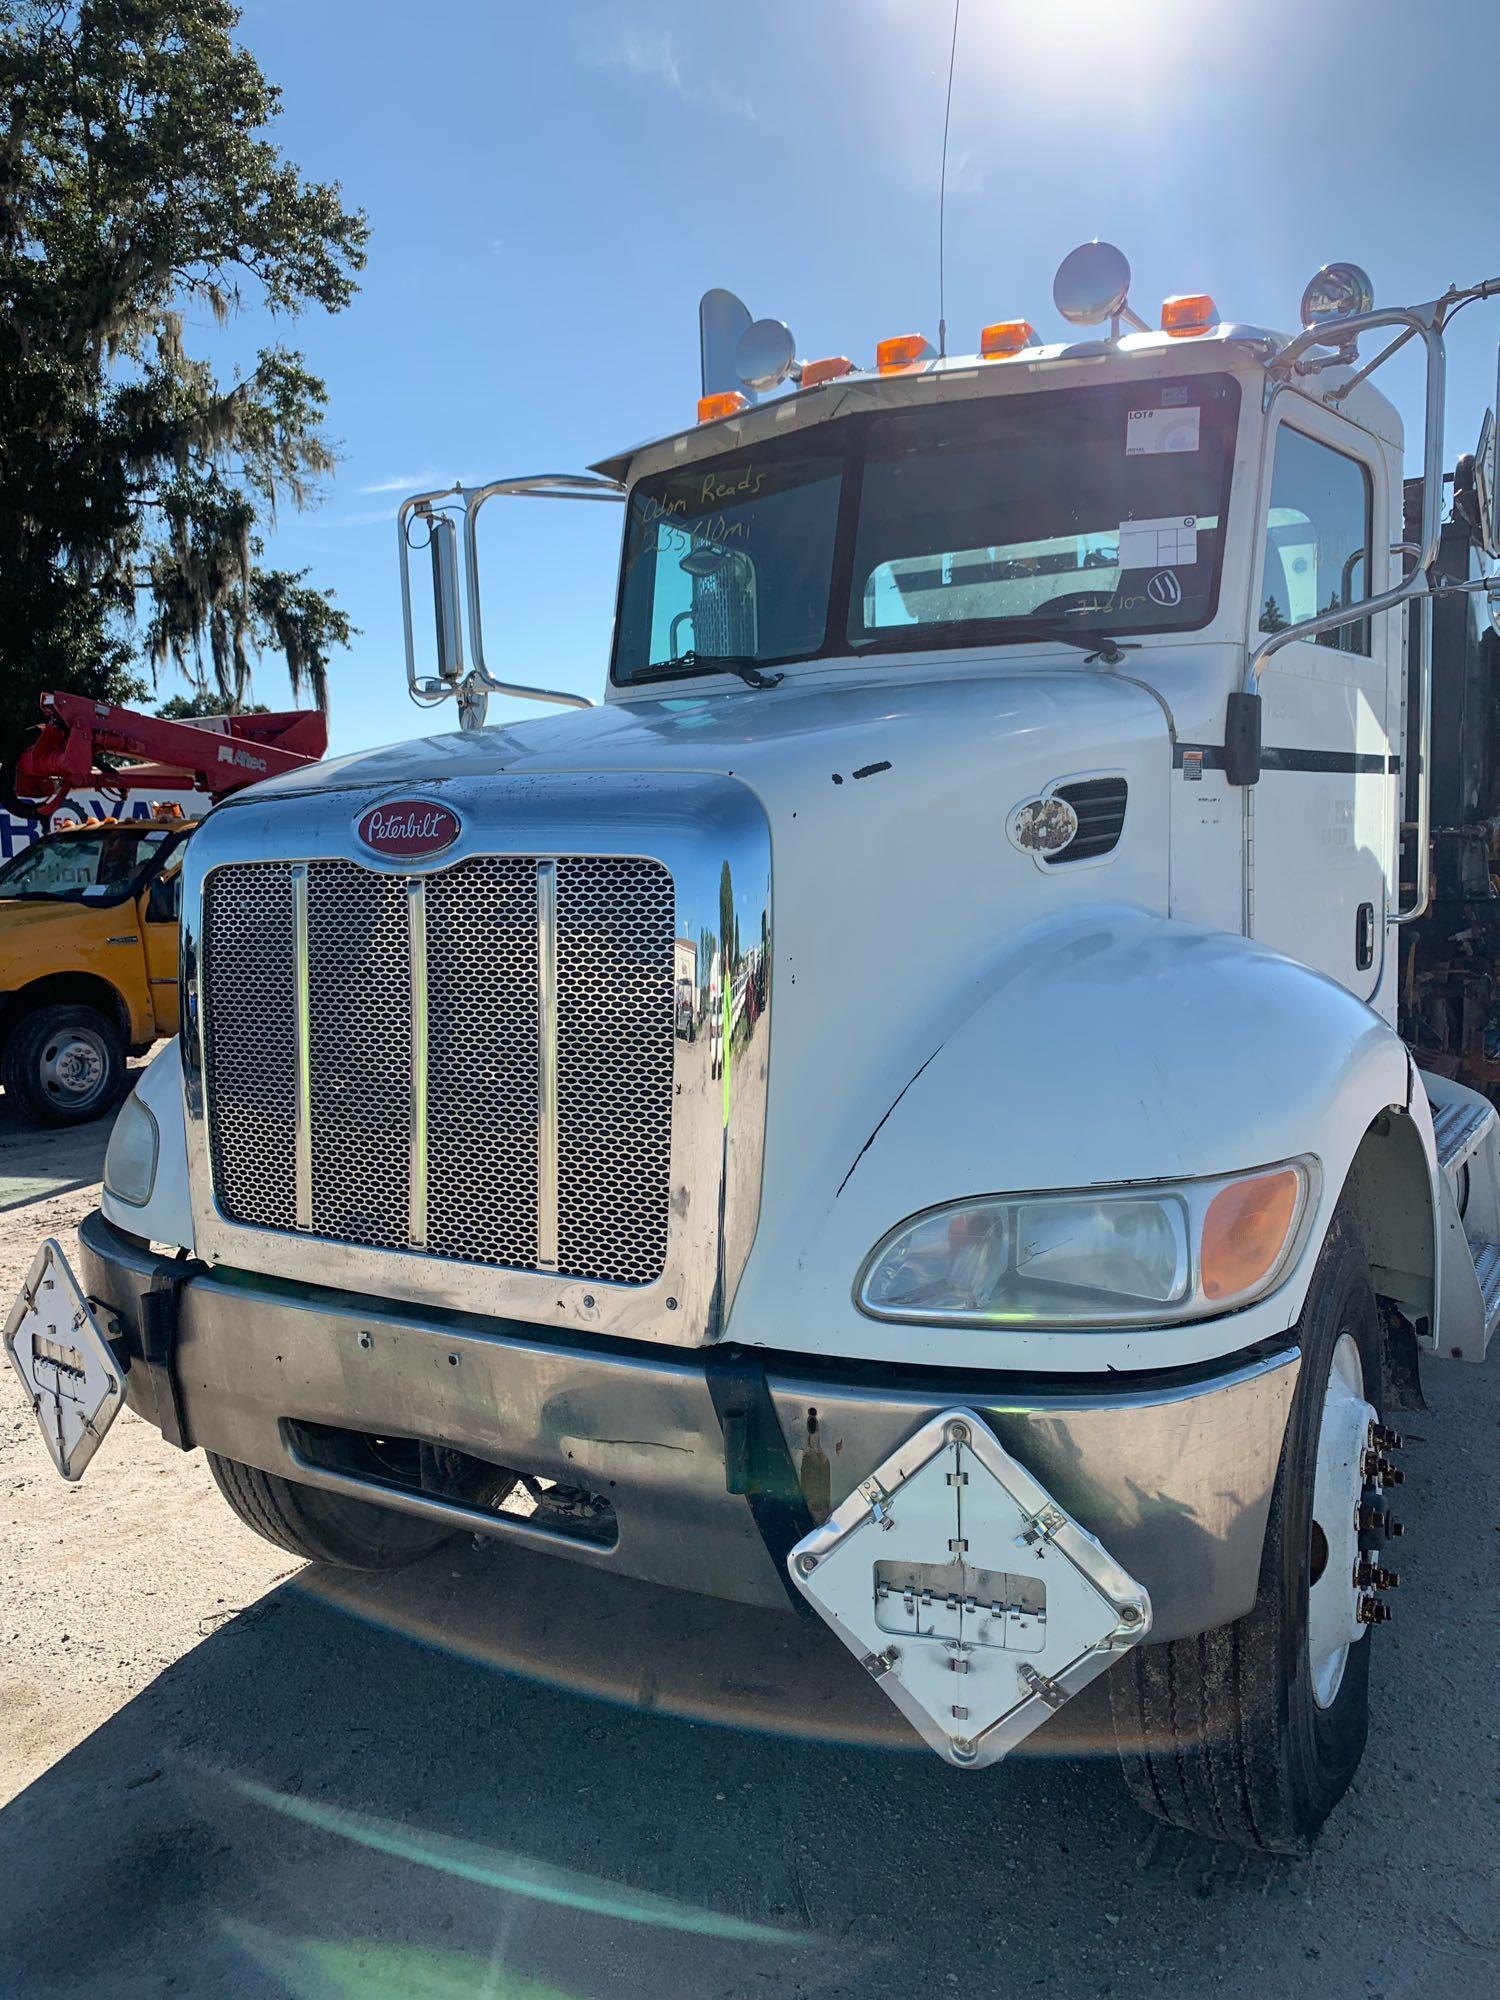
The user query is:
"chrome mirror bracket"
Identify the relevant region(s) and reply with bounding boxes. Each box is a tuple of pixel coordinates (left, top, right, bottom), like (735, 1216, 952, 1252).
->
(398, 476, 626, 732)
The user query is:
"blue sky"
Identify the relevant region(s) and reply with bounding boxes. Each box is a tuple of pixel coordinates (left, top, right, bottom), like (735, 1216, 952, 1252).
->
(218, 0, 1500, 755)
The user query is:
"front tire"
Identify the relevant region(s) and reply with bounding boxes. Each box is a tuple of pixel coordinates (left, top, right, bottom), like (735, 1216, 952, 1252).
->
(206, 1453, 454, 1570)
(2, 1002, 126, 1126)
(1110, 1206, 1387, 1853)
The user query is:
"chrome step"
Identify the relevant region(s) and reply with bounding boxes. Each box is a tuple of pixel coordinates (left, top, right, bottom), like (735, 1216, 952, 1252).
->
(1472, 1241, 1500, 1342)
(1432, 1096, 1495, 1184)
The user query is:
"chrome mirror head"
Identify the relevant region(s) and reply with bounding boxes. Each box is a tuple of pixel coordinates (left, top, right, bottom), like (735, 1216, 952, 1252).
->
(427, 513, 464, 682)
(1300, 262, 1375, 331)
(1477, 396, 1499, 561)
(1053, 241, 1133, 326)
(735, 317, 797, 392)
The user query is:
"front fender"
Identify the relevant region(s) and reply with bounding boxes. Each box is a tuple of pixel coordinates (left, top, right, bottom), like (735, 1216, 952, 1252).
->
(729, 904, 1417, 1373)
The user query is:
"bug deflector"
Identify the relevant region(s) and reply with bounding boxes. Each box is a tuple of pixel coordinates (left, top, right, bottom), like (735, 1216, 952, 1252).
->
(789, 1408, 1151, 1767)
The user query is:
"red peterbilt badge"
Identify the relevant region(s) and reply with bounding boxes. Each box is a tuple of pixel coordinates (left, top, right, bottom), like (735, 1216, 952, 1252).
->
(355, 798, 461, 858)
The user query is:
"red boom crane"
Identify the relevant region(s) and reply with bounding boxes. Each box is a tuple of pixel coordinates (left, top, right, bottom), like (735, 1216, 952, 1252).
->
(12, 692, 328, 820)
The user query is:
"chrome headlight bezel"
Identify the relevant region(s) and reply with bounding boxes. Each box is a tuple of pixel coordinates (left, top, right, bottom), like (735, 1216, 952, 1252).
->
(855, 1160, 1318, 1329)
(102, 1091, 160, 1209)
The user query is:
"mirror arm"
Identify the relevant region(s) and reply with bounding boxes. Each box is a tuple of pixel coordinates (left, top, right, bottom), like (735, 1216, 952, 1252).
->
(398, 477, 625, 729)
(461, 478, 624, 719)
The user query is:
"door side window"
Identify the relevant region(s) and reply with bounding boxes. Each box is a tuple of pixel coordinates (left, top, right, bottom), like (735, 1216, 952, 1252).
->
(145, 848, 184, 923)
(1258, 427, 1373, 655)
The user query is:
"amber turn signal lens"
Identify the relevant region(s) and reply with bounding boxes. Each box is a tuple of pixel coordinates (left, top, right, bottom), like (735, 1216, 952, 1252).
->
(1200, 1169, 1301, 1300)
(980, 319, 1038, 358)
(876, 333, 934, 374)
(800, 355, 856, 388)
(697, 391, 748, 424)
(1161, 293, 1219, 337)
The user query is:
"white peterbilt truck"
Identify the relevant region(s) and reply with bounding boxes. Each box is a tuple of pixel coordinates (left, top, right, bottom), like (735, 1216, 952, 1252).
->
(11, 242, 1500, 1856)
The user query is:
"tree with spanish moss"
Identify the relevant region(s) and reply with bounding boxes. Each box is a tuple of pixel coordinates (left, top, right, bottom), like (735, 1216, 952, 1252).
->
(0, 0, 366, 808)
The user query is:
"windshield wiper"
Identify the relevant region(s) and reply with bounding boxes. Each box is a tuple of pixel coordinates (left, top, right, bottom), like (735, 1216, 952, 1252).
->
(860, 615, 1140, 666)
(635, 650, 784, 691)
(989, 615, 1141, 666)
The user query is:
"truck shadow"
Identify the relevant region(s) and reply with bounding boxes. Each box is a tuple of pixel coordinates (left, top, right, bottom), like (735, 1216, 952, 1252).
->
(0, 1051, 154, 1212)
(0, 1532, 1378, 2000)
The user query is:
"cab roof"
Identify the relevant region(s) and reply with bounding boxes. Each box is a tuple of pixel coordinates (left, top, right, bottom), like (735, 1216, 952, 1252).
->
(592, 322, 1403, 488)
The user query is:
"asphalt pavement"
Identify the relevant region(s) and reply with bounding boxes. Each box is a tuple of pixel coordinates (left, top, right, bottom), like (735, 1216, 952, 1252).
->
(1, 1087, 1496, 2000)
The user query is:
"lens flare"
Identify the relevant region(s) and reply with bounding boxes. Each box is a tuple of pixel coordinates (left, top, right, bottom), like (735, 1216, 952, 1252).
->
(227, 1920, 583, 2000)
(231, 1776, 813, 1946)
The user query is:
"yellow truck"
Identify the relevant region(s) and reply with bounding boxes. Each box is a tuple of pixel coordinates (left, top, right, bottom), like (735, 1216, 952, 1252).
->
(0, 691, 327, 1124)
(0, 815, 193, 1124)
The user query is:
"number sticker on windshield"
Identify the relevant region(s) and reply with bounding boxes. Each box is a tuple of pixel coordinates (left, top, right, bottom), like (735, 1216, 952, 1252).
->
(1126, 407, 1201, 456)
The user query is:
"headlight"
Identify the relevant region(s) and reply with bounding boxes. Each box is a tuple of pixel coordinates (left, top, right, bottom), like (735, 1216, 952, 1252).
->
(103, 1092, 159, 1208)
(856, 1162, 1312, 1327)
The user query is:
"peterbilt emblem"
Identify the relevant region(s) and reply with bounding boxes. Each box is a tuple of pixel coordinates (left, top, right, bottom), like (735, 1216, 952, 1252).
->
(355, 798, 461, 858)
(1006, 795, 1078, 855)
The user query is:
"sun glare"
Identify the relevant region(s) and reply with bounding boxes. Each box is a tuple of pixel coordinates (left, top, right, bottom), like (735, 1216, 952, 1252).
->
(963, 0, 1229, 101)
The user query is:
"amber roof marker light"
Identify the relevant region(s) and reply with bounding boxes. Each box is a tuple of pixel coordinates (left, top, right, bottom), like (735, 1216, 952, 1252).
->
(876, 334, 937, 374)
(799, 356, 856, 388)
(980, 320, 1039, 358)
(1161, 293, 1220, 338)
(696, 390, 748, 425)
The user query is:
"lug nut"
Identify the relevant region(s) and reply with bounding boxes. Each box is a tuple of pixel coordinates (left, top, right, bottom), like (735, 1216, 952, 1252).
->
(1370, 1424, 1403, 1452)
(1360, 1503, 1405, 1537)
(1356, 1596, 1393, 1625)
(1355, 1562, 1400, 1591)
(1362, 1448, 1406, 1481)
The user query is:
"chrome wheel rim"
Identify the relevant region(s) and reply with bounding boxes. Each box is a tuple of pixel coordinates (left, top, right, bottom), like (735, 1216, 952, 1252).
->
(40, 1028, 109, 1108)
(1307, 1331, 1376, 1709)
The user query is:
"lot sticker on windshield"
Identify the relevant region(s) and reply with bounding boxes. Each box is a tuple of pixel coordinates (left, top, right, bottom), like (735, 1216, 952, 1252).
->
(1117, 515, 1198, 570)
(1126, 406, 1201, 455)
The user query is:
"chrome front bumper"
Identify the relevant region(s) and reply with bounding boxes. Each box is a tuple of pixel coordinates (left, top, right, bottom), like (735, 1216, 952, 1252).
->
(79, 1211, 1298, 1641)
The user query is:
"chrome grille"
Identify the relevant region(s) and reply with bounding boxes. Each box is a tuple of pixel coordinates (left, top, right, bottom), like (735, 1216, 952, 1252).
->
(201, 851, 675, 1286)
(202, 863, 297, 1232)
(426, 857, 538, 1268)
(556, 857, 676, 1283)
(307, 862, 411, 1248)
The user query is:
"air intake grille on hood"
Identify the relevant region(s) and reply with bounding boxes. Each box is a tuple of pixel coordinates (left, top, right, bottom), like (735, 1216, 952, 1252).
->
(1047, 777, 1127, 864)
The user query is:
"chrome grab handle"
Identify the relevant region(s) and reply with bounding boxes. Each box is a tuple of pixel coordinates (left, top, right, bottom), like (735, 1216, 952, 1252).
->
(1390, 542, 1432, 927)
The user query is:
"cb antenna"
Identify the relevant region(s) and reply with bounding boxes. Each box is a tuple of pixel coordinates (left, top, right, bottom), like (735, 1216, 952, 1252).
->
(937, 0, 962, 359)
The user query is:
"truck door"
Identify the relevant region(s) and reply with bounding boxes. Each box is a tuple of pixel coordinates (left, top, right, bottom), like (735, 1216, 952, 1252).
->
(1248, 413, 1395, 1003)
(138, 842, 185, 1038)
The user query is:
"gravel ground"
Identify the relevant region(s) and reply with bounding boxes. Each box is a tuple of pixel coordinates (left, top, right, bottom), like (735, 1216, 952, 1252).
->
(1, 1076, 1497, 2000)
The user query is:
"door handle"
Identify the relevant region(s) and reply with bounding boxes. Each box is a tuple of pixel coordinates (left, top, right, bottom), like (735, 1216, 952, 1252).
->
(1356, 902, 1376, 972)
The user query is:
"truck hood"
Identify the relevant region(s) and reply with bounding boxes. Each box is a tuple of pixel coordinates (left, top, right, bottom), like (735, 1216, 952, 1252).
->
(193, 661, 1176, 1352)
(240, 661, 1170, 821)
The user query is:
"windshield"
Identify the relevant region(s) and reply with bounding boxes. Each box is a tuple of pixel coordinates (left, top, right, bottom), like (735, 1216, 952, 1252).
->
(0, 826, 171, 903)
(614, 447, 844, 680)
(611, 374, 1240, 685)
